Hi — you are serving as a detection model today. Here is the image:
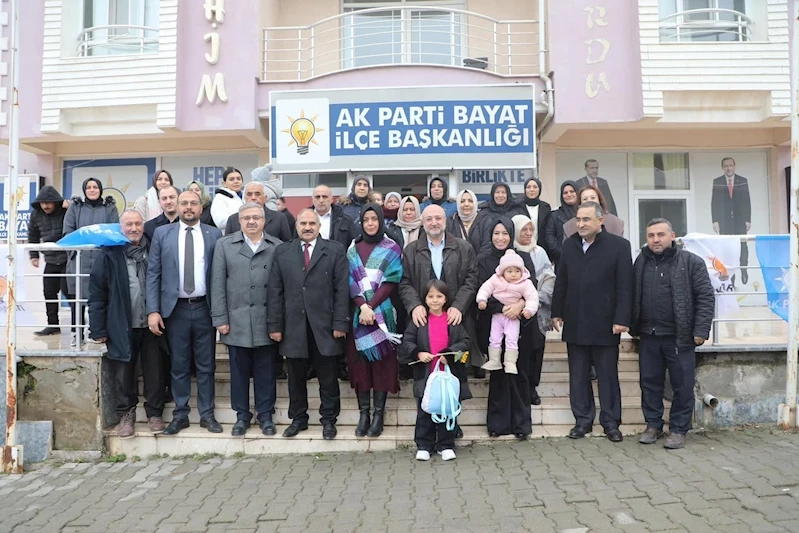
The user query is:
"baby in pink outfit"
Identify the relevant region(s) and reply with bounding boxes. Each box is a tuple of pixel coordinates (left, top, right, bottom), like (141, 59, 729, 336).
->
(476, 249, 540, 374)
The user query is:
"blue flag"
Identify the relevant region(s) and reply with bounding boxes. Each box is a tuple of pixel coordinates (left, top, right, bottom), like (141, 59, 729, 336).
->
(755, 235, 789, 321)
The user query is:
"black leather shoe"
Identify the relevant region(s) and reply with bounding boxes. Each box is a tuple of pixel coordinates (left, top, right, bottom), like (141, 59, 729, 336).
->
(488, 431, 500, 438)
(530, 388, 541, 406)
(34, 326, 60, 336)
(322, 423, 337, 440)
(568, 425, 591, 439)
(162, 418, 189, 435)
(606, 427, 623, 442)
(337, 366, 349, 381)
(515, 433, 529, 441)
(231, 420, 248, 436)
(472, 367, 486, 379)
(200, 417, 223, 434)
(282, 421, 309, 438)
(260, 420, 276, 436)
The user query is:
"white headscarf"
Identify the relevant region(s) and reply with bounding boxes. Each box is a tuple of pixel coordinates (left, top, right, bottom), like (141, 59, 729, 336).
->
(511, 214, 536, 253)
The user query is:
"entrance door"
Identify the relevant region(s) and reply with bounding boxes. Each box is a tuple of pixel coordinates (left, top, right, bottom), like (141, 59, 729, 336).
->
(371, 173, 431, 199)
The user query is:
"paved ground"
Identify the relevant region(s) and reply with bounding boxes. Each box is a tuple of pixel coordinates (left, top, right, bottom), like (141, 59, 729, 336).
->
(0, 427, 798, 533)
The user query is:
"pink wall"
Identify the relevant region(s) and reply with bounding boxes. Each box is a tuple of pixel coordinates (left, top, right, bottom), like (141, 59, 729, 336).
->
(175, 0, 259, 131)
(548, 0, 643, 123)
(0, 151, 54, 180)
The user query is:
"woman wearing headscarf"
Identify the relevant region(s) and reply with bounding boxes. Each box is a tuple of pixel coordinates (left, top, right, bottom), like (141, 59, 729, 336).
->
(420, 177, 457, 217)
(210, 167, 244, 232)
(339, 175, 372, 228)
(477, 217, 539, 439)
(512, 214, 555, 406)
(475, 183, 527, 254)
(544, 181, 579, 263)
(134, 169, 173, 221)
(390, 196, 425, 250)
(382, 192, 402, 226)
(562, 184, 625, 239)
(521, 177, 553, 252)
(186, 180, 214, 226)
(63, 177, 120, 345)
(346, 203, 403, 438)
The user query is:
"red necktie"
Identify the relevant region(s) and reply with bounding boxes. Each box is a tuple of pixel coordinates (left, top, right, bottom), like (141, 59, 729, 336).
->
(591, 178, 597, 189)
(727, 178, 734, 198)
(303, 242, 311, 270)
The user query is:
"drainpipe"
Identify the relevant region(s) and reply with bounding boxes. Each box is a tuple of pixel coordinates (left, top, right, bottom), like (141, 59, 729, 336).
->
(535, 0, 554, 172)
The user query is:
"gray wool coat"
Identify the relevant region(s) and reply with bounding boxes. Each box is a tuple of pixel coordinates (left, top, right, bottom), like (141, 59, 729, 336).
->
(63, 197, 120, 297)
(210, 231, 283, 348)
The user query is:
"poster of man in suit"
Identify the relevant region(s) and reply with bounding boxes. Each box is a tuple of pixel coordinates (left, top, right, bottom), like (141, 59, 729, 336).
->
(574, 159, 618, 216)
(710, 157, 752, 284)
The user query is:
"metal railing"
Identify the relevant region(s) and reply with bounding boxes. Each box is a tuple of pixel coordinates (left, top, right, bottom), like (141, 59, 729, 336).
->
(262, 6, 539, 81)
(659, 8, 753, 42)
(77, 25, 159, 57)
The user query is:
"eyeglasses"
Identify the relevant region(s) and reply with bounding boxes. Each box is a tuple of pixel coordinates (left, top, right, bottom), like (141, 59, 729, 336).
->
(179, 201, 201, 207)
(240, 216, 264, 222)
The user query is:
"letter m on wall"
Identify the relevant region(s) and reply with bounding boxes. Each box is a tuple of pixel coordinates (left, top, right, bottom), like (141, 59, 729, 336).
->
(196, 73, 229, 106)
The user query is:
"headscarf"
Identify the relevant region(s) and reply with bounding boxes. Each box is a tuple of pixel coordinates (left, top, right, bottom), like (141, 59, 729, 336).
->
(489, 217, 515, 258)
(394, 196, 422, 231)
(360, 203, 385, 245)
(559, 180, 579, 220)
(82, 177, 104, 206)
(349, 175, 371, 206)
(427, 177, 449, 206)
(523, 177, 542, 207)
(456, 189, 479, 223)
(186, 180, 211, 207)
(511, 214, 536, 254)
(486, 183, 515, 215)
(382, 191, 402, 222)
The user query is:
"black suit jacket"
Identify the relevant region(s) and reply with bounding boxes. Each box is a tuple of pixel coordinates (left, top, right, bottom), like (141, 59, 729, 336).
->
(144, 213, 176, 242)
(315, 204, 357, 249)
(711, 174, 751, 234)
(267, 238, 350, 358)
(575, 176, 617, 216)
(225, 206, 292, 242)
(552, 231, 633, 346)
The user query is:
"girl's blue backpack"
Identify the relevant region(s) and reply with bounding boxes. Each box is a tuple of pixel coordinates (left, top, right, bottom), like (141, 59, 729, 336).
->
(421, 358, 462, 430)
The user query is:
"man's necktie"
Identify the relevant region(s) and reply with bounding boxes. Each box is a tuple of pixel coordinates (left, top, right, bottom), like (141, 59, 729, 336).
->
(303, 242, 311, 270)
(184, 227, 195, 295)
(591, 178, 597, 189)
(728, 178, 734, 198)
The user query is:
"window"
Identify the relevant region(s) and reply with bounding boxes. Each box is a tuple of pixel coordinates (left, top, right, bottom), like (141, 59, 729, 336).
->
(659, 0, 750, 42)
(283, 173, 348, 190)
(80, 0, 159, 56)
(632, 153, 690, 191)
(342, 0, 463, 68)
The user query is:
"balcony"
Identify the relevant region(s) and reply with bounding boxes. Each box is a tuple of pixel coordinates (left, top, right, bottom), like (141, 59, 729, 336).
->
(77, 24, 160, 57)
(659, 8, 752, 42)
(262, 6, 540, 82)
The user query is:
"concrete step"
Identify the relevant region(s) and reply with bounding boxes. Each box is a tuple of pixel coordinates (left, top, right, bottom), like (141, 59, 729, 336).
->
(105, 422, 651, 457)
(137, 396, 665, 427)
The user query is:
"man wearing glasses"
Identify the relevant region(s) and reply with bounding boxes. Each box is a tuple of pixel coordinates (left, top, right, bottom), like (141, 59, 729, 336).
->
(147, 190, 223, 435)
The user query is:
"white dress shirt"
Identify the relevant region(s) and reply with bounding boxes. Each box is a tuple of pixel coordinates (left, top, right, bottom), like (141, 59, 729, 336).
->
(178, 220, 207, 298)
(301, 238, 318, 258)
(317, 210, 332, 239)
(244, 233, 262, 253)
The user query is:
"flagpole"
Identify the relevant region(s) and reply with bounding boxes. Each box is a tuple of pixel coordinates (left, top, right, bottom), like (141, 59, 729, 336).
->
(781, 3, 799, 429)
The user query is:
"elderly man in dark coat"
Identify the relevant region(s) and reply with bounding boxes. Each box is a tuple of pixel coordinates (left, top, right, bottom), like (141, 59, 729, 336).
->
(224, 181, 292, 242)
(88, 210, 165, 439)
(267, 208, 350, 440)
(552, 201, 633, 443)
(212, 203, 283, 437)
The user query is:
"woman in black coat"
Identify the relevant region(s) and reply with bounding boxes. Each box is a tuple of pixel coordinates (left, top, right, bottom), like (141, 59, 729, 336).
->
(520, 178, 553, 254)
(474, 183, 527, 255)
(478, 217, 543, 439)
(544, 180, 579, 263)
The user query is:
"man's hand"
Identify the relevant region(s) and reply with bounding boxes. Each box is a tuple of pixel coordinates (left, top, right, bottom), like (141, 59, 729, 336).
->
(333, 330, 346, 339)
(552, 317, 563, 332)
(418, 351, 435, 363)
(411, 305, 428, 327)
(269, 332, 283, 343)
(746, 222, 751, 232)
(30, 258, 39, 268)
(612, 324, 629, 335)
(447, 307, 462, 325)
(694, 336, 707, 346)
(148, 313, 164, 336)
(217, 325, 230, 335)
(503, 300, 525, 319)
(359, 305, 375, 326)
(477, 301, 487, 310)
(712, 222, 719, 234)
(522, 309, 532, 319)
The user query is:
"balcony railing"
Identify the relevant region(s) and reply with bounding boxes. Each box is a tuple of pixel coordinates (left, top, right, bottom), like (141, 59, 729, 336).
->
(262, 7, 539, 81)
(77, 25, 160, 57)
(659, 8, 752, 43)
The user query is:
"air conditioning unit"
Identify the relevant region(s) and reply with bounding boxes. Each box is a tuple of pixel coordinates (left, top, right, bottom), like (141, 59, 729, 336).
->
(463, 57, 488, 70)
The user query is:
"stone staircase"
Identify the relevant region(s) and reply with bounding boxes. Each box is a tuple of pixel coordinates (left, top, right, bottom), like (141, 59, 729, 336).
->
(106, 340, 663, 456)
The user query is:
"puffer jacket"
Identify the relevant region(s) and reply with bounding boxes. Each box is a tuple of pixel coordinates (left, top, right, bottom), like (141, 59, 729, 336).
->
(63, 197, 119, 296)
(29, 186, 67, 265)
(631, 243, 716, 349)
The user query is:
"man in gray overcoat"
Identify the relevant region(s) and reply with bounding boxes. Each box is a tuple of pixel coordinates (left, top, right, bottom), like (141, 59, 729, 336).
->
(211, 203, 283, 436)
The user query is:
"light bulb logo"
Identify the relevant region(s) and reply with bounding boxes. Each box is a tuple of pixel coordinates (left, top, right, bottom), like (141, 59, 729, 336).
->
(282, 109, 324, 156)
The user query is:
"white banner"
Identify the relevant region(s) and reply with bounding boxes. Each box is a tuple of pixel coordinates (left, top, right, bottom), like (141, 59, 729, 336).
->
(0, 245, 38, 327)
(681, 233, 740, 315)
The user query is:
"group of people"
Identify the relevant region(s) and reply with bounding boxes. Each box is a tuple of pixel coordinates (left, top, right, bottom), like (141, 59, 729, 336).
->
(27, 164, 718, 458)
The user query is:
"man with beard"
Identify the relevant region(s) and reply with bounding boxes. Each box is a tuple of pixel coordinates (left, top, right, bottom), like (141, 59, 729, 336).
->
(29, 186, 68, 335)
(144, 185, 180, 242)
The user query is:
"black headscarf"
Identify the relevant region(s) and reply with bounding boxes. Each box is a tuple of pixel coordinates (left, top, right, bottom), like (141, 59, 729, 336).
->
(523, 177, 542, 207)
(349, 175, 371, 206)
(360, 202, 385, 244)
(82, 177, 104, 207)
(489, 217, 515, 258)
(487, 183, 515, 215)
(559, 180, 578, 220)
(428, 177, 449, 206)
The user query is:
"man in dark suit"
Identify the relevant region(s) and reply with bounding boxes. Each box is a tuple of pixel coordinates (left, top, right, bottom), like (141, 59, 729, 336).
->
(267, 209, 350, 440)
(575, 159, 617, 216)
(147, 190, 223, 435)
(711, 157, 752, 284)
(552, 201, 633, 443)
(225, 181, 292, 242)
(143, 185, 179, 242)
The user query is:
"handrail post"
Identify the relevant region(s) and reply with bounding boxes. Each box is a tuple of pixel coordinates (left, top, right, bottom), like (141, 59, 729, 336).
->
(712, 296, 720, 346)
(450, 12, 456, 67)
(75, 250, 82, 350)
(493, 21, 498, 73)
(263, 29, 268, 80)
(310, 26, 315, 77)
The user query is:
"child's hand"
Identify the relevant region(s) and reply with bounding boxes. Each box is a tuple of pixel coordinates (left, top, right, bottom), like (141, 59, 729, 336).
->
(478, 301, 487, 310)
(522, 309, 532, 319)
(418, 351, 435, 363)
